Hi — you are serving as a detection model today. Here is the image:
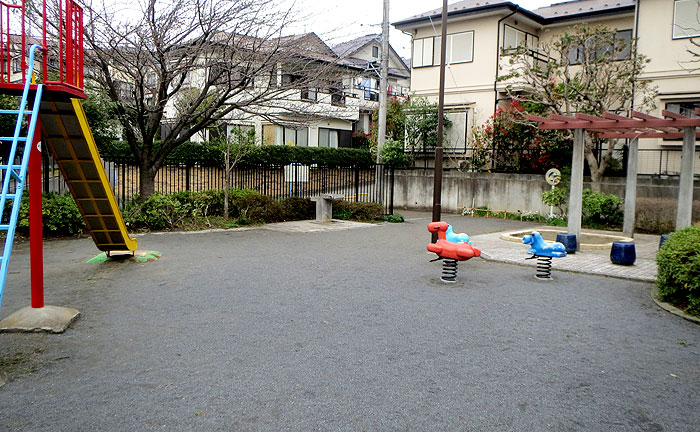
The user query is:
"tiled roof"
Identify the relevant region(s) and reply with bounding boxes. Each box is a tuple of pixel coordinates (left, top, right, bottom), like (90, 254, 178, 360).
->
(396, 1, 513, 23)
(332, 34, 381, 58)
(534, 0, 635, 19)
(393, 0, 635, 26)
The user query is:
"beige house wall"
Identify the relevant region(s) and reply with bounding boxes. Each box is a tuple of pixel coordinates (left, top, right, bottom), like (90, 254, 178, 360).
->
(398, 1, 699, 166)
(636, 0, 700, 154)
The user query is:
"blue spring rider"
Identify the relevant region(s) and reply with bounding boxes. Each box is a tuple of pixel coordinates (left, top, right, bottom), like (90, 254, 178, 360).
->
(522, 231, 567, 280)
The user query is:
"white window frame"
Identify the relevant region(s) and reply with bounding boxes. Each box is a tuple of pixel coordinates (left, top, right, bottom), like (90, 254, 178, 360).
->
(503, 25, 539, 51)
(673, 0, 700, 39)
(412, 31, 474, 68)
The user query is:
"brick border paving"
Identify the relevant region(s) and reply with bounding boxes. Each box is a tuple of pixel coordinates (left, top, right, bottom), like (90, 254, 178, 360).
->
(471, 230, 657, 282)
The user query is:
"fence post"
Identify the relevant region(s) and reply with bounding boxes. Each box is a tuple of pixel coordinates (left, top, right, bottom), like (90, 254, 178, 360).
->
(354, 165, 360, 202)
(389, 166, 394, 215)
(185, 163, 191, 191)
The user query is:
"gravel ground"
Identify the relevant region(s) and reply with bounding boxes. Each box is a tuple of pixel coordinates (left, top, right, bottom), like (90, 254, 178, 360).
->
(0, 213, 698, 431)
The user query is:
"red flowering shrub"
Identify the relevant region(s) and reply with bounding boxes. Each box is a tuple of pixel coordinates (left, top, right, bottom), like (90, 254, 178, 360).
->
(469, 100, 571, 173)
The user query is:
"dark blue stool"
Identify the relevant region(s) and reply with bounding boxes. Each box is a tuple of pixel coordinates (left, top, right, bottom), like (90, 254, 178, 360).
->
(556, 233, 577, 254)
(659, 234, 671, 249)
(610, 241, 636, 266)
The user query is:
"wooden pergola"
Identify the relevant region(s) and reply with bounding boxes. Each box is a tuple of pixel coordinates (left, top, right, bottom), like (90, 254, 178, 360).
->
(527, 108, 700, 249)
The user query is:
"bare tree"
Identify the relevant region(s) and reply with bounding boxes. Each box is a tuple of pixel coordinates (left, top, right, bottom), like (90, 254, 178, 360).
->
(500, 25, 657, 190)
(218, 125, 256, 219)
(49, 0, 344, 199)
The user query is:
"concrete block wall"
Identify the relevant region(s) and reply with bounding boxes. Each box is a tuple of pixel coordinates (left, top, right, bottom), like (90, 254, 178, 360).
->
(393, 170, 700, 214)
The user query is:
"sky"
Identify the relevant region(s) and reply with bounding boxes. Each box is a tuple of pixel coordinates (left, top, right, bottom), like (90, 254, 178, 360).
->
(289, 0, 555, 58)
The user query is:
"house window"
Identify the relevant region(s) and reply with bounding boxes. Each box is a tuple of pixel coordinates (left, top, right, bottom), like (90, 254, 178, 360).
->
(361, 77, 378, 101)
(567, 29, 633, 65)
(663, 100, 700, 139)
(503, 25, 539, 51)
(673, 0, 700, 39)
(262, 125, 308, 146)
(666, 100, 700, 117)
(301, 88, 317, 101)
(331, 89, 345, 106)
(11, 58, 21, 73)
(318, 128, 339, 148)
(207, 123, 227, 141)
(412, 31, 474, 67)
(444, 111, 468, 153)
(372, 45, 379, 58)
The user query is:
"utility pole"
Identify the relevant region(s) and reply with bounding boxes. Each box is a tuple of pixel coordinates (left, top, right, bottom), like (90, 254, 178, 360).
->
(375, 0, 390, 204)
(431, 0, 448, 242)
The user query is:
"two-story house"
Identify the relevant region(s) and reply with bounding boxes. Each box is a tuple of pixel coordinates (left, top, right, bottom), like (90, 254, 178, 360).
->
(211, 33, 410, 149)
(393, 0, 700, 173)
(332, 34, 411, 135)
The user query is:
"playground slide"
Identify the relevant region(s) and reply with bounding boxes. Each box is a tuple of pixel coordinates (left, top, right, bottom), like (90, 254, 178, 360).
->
(39, 98, 137, 252)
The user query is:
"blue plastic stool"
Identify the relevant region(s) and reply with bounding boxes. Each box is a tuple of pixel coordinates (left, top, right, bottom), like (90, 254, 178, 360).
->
(610, 241, 636, 266)
(556, 233, 577, 254)
(659, 234, 671, 249)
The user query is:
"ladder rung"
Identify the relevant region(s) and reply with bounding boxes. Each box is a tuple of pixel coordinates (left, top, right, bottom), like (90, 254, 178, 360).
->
(0, 224, 10, 230)
(0, 109, 29, 115)
(0, 165, 22, 170)
(0, 137, 26, 142)
(1, 193, 20, 200)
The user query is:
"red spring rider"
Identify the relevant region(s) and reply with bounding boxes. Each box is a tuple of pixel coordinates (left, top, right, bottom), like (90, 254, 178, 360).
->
(427, 221, 481, 283)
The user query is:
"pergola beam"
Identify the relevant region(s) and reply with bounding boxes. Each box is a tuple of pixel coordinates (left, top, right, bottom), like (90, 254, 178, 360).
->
(527, 109, 700, 238)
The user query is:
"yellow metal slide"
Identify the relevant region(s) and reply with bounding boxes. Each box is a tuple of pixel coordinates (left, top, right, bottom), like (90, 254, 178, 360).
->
(40, 98, 137, 252)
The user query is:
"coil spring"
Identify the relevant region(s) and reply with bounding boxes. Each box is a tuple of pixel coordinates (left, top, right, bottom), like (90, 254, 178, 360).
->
(535, 255, 553, 280)
(441, 258, 458, 283)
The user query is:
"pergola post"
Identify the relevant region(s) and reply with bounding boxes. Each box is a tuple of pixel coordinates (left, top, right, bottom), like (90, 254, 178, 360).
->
(676, 126, 696, 230)
(622, 137, 639, 237)
(568, 128, 585, 250)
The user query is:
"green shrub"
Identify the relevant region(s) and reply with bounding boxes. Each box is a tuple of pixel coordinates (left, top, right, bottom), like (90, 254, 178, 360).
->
(332, 201, 384, 221)
(382, 213, 404, 223)
(380, 139, 411, 168)
(99, 141, 374, 168)
(237, 194, 283, 223)
(581, 189, 623, 227)
(16, 192, 85, 236)
(124, 193, 192, 230)
(656, 226, 700, 316)
(280, 197, 315, 221)
(542, 187, 568, 217)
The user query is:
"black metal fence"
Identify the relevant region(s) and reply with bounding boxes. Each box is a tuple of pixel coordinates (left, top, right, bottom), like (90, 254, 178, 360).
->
(41, 152, 395, 214)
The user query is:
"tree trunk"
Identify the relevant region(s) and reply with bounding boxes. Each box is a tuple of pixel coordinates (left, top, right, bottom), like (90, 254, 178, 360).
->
(139, 165, 157, 201)
(589, 169, 604, 192)
(223, 187, 229, 219)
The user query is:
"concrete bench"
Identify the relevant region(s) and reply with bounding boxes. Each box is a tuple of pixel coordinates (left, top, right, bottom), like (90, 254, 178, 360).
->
(311, 194, 344, 223)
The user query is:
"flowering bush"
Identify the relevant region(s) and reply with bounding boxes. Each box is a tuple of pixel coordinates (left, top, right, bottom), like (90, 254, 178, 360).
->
(468, 100, 571, 173)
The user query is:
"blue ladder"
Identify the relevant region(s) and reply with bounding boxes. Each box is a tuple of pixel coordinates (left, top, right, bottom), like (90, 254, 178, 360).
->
(0, 44, 45, 312)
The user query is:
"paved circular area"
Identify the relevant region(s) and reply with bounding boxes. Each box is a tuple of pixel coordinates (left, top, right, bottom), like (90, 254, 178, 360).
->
(1, 214, 699, 431)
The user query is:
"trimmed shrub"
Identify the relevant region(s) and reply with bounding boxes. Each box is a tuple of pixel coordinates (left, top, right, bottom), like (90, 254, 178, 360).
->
(656, 226, 700, 316)
(100, 140, 374, 168)
(281, 197, 315, 221)
(332, 201, 384, 221)
(16, 192, 85, 236)
(236, 194, 283, 223)
(124, 193, 192, 230)
(581, 189, 623, 227)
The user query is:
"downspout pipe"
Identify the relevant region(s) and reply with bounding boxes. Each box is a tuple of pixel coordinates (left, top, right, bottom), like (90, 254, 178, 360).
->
(494, 6, 519, 113)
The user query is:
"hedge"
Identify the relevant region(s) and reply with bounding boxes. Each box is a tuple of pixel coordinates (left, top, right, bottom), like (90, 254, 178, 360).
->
(656, 226, 700, 316)
(99, 140, 374, 168)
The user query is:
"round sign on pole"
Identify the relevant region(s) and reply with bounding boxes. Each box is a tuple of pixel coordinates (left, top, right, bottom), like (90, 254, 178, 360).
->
(545, 168, 561, 186)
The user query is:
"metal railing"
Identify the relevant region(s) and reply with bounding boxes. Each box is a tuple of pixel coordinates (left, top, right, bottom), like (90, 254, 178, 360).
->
(39, 153, 395, 214)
